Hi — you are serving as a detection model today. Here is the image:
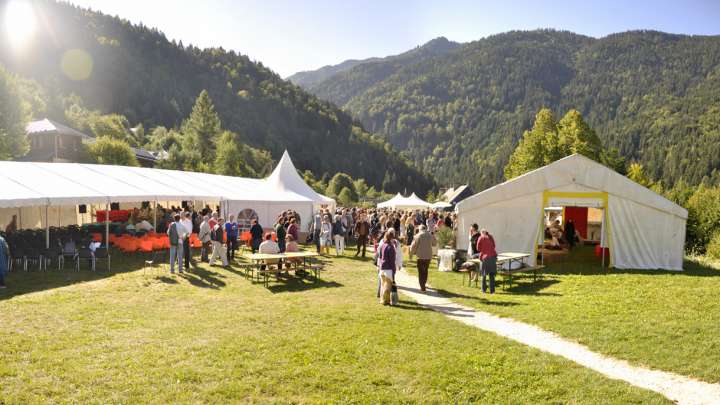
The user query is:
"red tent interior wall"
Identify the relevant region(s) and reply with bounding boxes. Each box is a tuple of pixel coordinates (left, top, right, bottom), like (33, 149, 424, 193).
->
(564, 206, 588, 239)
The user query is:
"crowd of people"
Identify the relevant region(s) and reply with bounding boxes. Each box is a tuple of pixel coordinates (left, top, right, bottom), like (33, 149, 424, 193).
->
(2, 201, 486, 302)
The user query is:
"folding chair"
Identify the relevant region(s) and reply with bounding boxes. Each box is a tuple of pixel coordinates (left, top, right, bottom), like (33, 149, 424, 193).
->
(76, 248, 95, 271)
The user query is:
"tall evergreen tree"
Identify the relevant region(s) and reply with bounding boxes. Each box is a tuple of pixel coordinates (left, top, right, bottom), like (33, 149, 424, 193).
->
(557, 109, 602, 161)
(214, 131, 251, 177)
(182, 90, 222, 167)
(504, 108, 557, 179)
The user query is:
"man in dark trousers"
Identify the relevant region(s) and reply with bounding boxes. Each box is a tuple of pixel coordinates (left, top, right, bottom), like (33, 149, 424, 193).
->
(410, 224, 436, 292)
(249, 219, 263, 254)
(354, 213, 370, 257)
(565, 219, 576, 249)
(476, 229, 498, 294)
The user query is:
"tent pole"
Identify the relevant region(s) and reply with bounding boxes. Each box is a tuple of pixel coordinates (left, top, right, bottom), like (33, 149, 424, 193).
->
(153, 200, 158, 231)
(105, 202, 110, 249)
(18, 207, 22, 229)
(45, 205, 50, 249)
(601, 208, 606, 270)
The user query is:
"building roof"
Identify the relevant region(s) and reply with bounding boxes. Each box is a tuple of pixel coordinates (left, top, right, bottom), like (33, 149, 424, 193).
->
(443, 184, 470, 203)
(26, 119, 92, 140)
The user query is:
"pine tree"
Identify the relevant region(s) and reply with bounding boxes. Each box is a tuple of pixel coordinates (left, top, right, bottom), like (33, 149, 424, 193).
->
(182, 90, 222, 166)
(627, 163, 653, 187)
(504, 108, 557, 179)
(557, 109, 602, 161)
(214, 131, 253, 177)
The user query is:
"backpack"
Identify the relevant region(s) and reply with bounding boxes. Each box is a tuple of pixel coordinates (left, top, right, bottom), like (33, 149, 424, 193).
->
(168, 223, 179, 246)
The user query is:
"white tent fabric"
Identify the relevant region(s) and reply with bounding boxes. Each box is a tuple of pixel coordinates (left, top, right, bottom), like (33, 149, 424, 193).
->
(0, 152, 334, 231)
(377, 192, 431, 210)
(224, 151, 335, 229)
(431, 201, 453, 209)
(456, 154, 687, 271)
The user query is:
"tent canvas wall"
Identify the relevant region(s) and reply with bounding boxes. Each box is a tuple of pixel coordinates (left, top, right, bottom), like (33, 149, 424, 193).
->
(456, 154, 687, 270)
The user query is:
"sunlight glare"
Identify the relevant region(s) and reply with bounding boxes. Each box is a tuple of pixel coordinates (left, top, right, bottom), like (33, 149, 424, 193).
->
(4, 0, 37, 48)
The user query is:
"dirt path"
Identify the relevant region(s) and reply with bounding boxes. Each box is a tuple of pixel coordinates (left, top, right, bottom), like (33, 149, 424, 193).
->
(395, 270, 720, 405)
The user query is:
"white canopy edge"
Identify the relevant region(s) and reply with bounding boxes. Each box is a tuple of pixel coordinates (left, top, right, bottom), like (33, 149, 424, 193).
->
(0, 154, 334, 209)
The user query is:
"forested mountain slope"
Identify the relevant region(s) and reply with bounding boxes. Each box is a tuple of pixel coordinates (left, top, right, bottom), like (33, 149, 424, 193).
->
(301, 30, 720, 189)
(299, 37, 461, 107)
(0, 0, 434, 194)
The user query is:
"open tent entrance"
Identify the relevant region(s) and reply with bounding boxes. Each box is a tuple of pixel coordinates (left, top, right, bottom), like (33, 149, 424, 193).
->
(538, 192, 610, 268)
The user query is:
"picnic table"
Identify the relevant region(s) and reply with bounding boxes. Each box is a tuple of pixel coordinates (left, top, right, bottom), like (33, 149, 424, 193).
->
(466, 252, 544, 289)
(244, 251, 322, 286)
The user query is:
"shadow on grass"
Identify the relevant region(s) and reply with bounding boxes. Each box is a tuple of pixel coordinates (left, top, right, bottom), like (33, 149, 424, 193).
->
(429, 287, 523, 307)
(181, 267, 227, 289)
(266, 276, 343, 294)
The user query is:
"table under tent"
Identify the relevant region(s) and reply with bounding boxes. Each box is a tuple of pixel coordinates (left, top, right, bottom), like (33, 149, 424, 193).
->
(455, 154, 687, 271)
(0, 152, 335, 270)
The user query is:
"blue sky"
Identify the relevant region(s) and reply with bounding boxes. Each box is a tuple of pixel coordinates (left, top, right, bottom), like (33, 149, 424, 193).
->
(68, 0, 720, 77)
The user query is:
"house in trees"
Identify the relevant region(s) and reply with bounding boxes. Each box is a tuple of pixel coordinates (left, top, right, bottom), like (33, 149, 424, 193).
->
(21, 119, 160, 167)
(440, 184, 473, 206)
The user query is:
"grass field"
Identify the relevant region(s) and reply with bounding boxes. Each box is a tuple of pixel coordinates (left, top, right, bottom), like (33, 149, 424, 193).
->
(0, 247, 669, 404)
(405, 246, 720, 384)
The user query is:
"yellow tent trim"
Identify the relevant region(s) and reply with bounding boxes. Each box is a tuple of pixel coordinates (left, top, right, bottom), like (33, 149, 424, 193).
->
(537, 191, 613, 267)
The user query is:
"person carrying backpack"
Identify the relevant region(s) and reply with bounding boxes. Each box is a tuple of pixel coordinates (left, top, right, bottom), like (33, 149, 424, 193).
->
(167, 214, 187, 274)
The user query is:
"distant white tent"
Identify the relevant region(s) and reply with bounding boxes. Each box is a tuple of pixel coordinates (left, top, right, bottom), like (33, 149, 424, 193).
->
(377, 192, 430, 210)
(455, 154, 687, 271)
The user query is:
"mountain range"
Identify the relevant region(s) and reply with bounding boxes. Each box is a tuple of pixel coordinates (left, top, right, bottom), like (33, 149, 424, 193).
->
(290, 30, 720, 190)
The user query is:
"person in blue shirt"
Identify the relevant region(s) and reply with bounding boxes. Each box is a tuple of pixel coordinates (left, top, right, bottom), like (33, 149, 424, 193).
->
(225, 215, 239, 260)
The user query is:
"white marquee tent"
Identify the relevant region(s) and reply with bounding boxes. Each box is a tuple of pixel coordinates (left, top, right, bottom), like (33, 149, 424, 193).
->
(455, 154, 687, 270)
(377, 192, 430, 210)
(0, 151, 334, 243)
(224, 151, 335, 231)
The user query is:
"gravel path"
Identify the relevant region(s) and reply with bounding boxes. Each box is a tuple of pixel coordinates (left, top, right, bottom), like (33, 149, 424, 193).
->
(395, 270, 720, 405)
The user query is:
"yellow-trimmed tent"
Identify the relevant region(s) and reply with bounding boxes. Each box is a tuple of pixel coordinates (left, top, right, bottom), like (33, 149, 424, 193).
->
(455, 154, 687, 270)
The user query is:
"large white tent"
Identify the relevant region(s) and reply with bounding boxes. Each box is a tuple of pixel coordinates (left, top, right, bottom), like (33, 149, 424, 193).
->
(377, 192, 430, 210)
(455, 154, 687, 270)
(0, 151, 334, 240)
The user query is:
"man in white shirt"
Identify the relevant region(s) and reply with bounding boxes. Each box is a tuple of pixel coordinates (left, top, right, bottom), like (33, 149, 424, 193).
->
(180, 212, 194, 268)
(258, 232, 280, 270)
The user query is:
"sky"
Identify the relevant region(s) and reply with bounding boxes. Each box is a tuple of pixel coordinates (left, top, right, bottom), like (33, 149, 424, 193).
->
(67, 0, 720, 78)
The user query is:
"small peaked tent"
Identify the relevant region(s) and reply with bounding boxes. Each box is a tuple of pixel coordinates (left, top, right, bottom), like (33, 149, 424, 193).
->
(377, 192, 430, 210)
(224, 151, 335, 230)
(456, 154, 687, 270)
(377, 193, 404, 209)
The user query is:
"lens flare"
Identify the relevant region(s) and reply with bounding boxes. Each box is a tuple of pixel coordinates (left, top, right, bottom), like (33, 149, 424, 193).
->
(61, 49, 94, 81)
(4, 0, 36, 49)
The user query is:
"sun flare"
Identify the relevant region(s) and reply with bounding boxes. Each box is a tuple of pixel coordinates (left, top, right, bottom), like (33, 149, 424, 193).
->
(4, 0, 37, 48)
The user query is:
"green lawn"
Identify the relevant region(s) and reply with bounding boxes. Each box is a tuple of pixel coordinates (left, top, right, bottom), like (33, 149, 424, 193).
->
(405, 246, 720, 384)
(0, 248, 668, 404)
